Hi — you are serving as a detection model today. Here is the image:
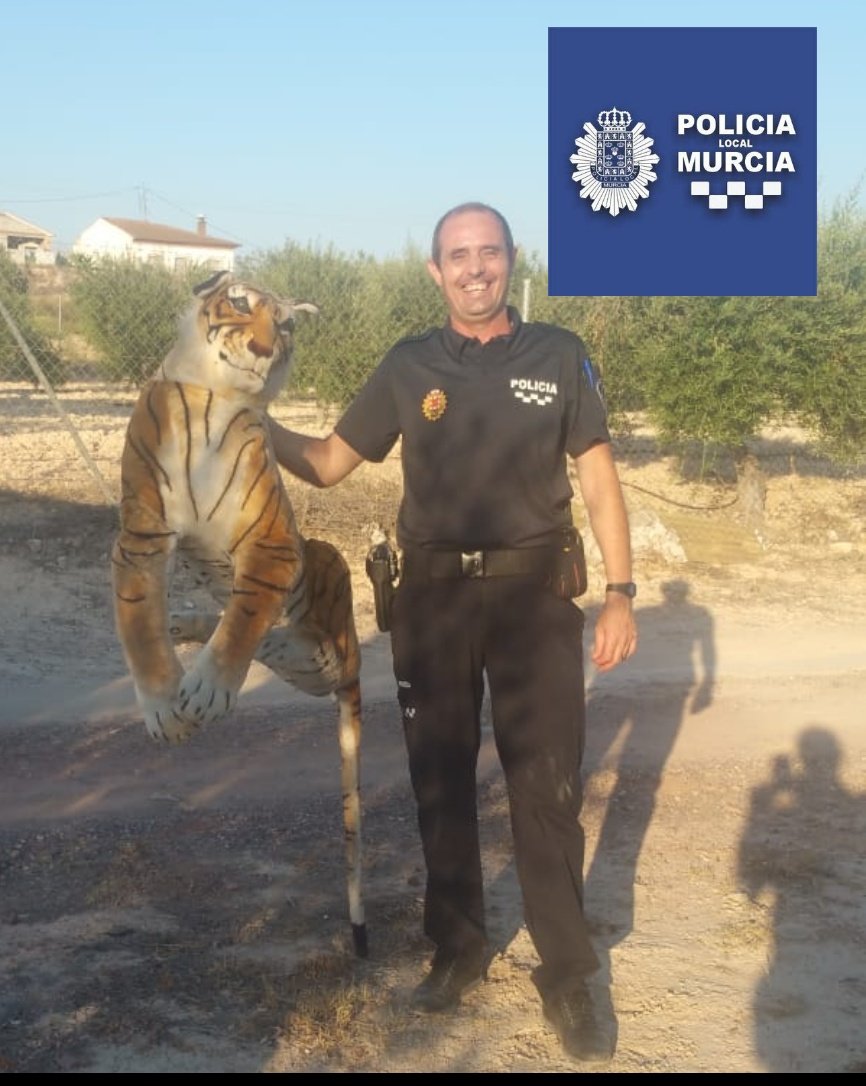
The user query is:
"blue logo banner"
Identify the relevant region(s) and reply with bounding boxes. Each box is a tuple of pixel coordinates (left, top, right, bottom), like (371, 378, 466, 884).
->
(548, 27, 817, 296)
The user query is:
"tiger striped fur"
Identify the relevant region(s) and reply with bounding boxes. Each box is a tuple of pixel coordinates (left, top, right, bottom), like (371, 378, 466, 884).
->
(111, 270, 366, 956)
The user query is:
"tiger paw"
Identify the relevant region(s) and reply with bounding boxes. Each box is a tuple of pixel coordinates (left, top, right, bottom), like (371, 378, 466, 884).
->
(176, 647, 240, 726)
(138, 693, 201, 744)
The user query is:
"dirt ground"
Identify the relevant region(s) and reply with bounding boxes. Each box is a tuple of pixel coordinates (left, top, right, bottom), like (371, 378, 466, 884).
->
(1, 387, 865, 1073)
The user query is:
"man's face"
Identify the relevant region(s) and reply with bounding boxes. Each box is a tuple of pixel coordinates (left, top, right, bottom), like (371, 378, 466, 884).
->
(427, 210, 513, 335)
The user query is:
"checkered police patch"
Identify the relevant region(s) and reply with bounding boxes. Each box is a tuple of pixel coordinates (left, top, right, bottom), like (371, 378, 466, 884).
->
(510, 377, 558, 405)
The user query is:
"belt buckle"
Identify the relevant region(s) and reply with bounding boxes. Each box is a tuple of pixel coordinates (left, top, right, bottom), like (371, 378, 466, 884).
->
(460, 550, 484, 578)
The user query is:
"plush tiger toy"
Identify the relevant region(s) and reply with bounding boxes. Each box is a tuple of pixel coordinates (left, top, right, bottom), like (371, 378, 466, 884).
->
(111, 270, 366, 956)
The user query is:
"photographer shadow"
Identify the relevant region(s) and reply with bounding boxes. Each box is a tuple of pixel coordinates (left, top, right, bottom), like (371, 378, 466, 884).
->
(737, 726, 866, 1072)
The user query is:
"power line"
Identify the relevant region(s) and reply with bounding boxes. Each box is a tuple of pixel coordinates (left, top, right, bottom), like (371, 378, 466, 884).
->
(147, 188, 249, 245)
(0, 188, 136, 204)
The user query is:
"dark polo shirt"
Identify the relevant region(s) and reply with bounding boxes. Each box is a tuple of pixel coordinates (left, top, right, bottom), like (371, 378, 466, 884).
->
(335, 307, 610, 551)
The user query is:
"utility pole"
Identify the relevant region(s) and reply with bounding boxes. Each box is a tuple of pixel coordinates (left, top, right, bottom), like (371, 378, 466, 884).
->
(521, 277, 531, 322)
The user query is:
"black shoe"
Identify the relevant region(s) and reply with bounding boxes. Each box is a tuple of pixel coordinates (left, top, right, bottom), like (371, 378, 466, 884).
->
(410, 952, 486, 1013)
(542, 983, 615, 1063)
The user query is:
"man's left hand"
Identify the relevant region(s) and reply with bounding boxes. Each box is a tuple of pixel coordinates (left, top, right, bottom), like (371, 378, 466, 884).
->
(591, 595, 637, 672)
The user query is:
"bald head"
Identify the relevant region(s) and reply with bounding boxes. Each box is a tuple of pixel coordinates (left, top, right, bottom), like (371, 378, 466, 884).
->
(430, 203, 515, 268)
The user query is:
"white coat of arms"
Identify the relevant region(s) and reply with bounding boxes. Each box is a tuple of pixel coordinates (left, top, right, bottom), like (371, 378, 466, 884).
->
(570, 107, 660, 216)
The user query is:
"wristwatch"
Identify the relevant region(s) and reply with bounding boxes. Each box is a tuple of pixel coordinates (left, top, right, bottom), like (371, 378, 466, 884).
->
(605, 582, 637, 599)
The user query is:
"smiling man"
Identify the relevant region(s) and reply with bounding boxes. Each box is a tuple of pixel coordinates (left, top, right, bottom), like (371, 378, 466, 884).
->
(269, 202, 636, 1063)
(427, 204, 514, 334)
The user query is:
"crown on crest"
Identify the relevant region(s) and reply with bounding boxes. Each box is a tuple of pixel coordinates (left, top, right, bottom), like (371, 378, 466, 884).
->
(598, 107, 631, 131)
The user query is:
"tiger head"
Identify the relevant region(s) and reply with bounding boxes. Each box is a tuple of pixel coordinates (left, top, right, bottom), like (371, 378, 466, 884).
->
(159, 270, 319, 402)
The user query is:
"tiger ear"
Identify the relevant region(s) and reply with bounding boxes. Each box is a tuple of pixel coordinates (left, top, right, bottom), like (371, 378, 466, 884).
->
(277, 300, 320, 327)
(193, 270, 232, 298)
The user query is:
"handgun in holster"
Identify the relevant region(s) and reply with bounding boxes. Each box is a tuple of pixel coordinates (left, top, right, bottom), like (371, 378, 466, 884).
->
(551, 526, 588, 599)
(365, 536, 400, 632)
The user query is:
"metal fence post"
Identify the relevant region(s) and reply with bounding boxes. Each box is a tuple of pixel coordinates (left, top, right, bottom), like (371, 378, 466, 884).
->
(0, 295, 117, 508)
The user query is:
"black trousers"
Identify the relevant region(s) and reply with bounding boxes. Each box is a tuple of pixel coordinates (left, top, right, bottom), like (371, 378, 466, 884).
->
(390, 571, 600, 999)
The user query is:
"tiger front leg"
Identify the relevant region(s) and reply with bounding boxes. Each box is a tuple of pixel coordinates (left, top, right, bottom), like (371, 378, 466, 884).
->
(176, 541, 301, 726)
(112, 525, 197, 744)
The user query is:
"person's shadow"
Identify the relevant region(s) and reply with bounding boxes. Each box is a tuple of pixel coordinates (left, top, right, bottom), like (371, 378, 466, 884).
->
(480, 578, 716, 1041)
(583, 579, 716, 959)
(737, 726, 866, 1072)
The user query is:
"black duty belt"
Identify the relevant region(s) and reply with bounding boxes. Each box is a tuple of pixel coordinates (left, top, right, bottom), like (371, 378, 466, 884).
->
(402, 546, 553, 581)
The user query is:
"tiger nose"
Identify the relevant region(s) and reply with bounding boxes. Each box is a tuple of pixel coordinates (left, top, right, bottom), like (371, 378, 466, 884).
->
(248, 310, 285, 357)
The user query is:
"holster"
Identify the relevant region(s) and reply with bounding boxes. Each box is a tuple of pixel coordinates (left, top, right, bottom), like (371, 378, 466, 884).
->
(550, 527, 588, 599)
(365, 540, 399, 632)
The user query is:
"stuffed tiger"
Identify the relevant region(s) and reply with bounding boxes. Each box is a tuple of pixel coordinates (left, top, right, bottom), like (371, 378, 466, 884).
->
(111, 270, 366, 956)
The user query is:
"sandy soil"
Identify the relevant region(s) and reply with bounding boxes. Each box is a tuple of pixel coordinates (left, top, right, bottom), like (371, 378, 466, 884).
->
(0, 386, 865, 1073)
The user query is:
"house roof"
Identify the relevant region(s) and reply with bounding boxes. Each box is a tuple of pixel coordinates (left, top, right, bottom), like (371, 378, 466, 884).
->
(0, 211, 53, 239)
(101, 217, 240, 250)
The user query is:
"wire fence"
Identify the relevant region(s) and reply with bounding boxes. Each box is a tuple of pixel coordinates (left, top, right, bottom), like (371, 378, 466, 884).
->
(0, 258, 408, 505)
(5, 255, 856, 520)
(0, 258, 540, 508)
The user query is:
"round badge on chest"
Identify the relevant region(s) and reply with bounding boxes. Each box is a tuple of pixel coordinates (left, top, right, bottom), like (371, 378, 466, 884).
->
(421, 388, 448, 421)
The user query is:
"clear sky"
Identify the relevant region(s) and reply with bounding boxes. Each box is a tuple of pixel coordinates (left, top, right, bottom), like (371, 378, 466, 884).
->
(1, 0, 862, 263)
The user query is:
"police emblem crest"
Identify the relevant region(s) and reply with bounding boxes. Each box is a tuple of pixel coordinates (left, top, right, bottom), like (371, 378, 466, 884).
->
(570, 107, 660, 215)
(421, 388, 447, 421)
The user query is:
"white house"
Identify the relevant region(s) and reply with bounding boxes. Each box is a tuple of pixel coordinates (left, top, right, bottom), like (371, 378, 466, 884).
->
(0, 211, 55, 265)
(73, 216, 239, 272)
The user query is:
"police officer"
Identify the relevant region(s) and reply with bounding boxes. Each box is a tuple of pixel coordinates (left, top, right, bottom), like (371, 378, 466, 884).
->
(269, 202, 637, 1063)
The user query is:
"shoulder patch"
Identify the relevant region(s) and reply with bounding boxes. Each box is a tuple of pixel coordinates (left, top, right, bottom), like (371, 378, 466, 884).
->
(581, 357, 606, 406)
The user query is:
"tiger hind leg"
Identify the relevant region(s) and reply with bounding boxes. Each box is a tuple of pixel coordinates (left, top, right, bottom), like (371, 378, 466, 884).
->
(255, 622, 345, 694)
(171, 611, 345, 695)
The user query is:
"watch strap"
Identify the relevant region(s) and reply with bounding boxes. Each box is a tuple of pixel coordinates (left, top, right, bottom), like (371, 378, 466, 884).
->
(606, 581, 637, 598)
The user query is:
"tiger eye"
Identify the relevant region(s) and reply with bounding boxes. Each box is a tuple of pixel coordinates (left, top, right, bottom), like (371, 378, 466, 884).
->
(229, 295, 252, 315)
